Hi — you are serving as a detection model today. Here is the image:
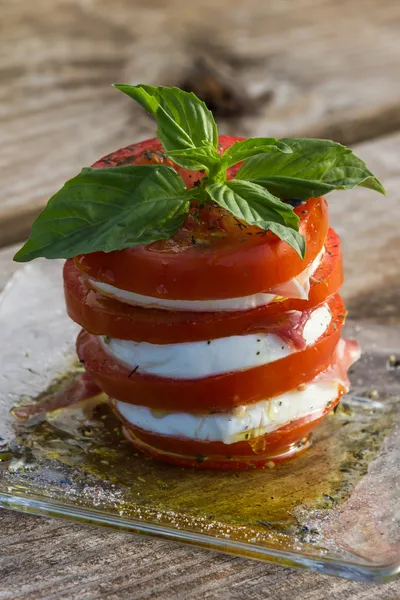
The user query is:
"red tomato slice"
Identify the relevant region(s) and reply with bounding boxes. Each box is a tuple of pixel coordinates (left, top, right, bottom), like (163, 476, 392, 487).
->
(75, 136, 329, 300)
(64, 228, 342, 344)
(118, 401, 340, 469)
(76, 294, 345, 412)
(91, 135, 243, 187)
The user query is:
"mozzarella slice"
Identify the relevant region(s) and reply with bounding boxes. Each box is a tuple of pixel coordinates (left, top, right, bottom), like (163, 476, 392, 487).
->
(114, 380, 341, 444)
(100, 304, 331, 379)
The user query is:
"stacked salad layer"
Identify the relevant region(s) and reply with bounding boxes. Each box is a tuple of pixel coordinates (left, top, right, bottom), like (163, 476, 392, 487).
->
(15, 85, 385, 469)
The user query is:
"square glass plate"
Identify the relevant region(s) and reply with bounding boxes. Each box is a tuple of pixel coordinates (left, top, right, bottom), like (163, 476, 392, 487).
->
(0, 261, 399, 583)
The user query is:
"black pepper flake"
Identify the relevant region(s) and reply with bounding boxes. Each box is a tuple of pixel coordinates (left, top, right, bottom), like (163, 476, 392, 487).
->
(191, 236, 196, 245)
(245, 433, 249, 440)
(235, 220, 246, 231)
(196, 454, 206, 463)
(234, 216, 247, 228)
(256, 351, 260, 355)
(79, 359, 85, 365)
(207, 340, 211, 345)
(144, 150, 153, 160)
(361, 428, 379, 436)
(128, 365, 139, 377)
(257, 519, 273, 529)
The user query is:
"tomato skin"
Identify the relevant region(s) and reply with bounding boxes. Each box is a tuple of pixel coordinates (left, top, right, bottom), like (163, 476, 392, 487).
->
(75, 136, 329, 301)
(117, 400, 340, 469)
(91, 135, 243, 187)
(64, 228, 342, 344)
(76, 197, 328, 301)
(76, 294, 344, 412)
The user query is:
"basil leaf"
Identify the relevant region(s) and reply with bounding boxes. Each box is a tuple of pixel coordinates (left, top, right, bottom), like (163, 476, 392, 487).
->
(206, 180, 304, 257)
(113, 84, 218, 152)
(221, 138, 291, 168)
(167, 145, 221, 171)
(265, 222, 306, 259)
(14, 166, 191, 262)
(237, 138, 386, 199)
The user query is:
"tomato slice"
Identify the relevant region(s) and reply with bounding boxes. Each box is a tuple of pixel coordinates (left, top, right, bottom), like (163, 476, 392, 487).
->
(76, 294, 345, 412)
(65, 228, 342, 344)
(91, 135, 243, 187)
(118, 402, 339, 469)
(75, 136, 329, 300)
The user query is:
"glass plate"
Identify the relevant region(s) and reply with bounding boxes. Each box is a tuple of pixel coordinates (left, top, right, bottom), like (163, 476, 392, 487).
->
(0, 261, 399, 583)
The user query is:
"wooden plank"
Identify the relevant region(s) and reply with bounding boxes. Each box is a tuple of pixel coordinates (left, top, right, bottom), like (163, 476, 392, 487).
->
(1, 0, 400, 246)
(1, 510, 400, 600)
(1, 131, 400, 599)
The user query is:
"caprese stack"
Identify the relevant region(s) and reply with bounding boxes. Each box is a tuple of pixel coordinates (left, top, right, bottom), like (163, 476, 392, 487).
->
(64, 137, 359, 468)
(15, 85, 384, 468)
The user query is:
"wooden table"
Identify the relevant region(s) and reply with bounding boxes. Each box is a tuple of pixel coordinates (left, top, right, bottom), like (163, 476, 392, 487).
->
(1, 1, 400, 597)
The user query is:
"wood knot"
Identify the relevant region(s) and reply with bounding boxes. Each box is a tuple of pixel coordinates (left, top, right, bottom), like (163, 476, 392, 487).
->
(180, 55, 272, 118)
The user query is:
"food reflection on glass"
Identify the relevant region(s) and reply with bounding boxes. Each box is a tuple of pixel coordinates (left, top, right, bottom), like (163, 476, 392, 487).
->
(14, 85, 385, 469)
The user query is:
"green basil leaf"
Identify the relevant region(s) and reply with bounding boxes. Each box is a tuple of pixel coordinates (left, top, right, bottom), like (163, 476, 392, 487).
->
(113, 84, 218, 152)
(237, 138, 386, 199)
(14, 166, 191, 262)
(206, 180, 304, 257)
(221, 138, 292, 168)
(167, 145, 221, 171)
(264, 222, 306, 259)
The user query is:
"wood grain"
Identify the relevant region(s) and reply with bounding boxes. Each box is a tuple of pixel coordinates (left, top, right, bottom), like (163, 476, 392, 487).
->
(0, 510, 400, 600)
(1, 131, 400, 599)
(1, 0, 400, 245)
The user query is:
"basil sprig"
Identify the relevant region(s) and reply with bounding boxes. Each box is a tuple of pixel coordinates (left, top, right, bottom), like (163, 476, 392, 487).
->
(15, 85, 385, 263)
